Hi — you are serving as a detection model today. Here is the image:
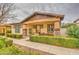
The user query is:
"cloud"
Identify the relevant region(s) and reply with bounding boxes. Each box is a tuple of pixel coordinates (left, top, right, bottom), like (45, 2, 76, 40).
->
(14, 3, 79, 23)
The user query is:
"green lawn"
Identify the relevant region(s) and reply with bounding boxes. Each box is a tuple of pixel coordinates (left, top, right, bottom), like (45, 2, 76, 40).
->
(0, 46, 41, 55)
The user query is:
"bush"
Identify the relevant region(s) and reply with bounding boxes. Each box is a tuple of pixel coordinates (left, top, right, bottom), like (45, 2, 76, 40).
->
(67, 24, 79, 38)
(0, 37, 13, 48)
(0, 33, 5, 36)
(6, 33, 23, 39)
(0, 38, 6, 48)
(5, 39, 13, 47)
(30, 35, 79, 48)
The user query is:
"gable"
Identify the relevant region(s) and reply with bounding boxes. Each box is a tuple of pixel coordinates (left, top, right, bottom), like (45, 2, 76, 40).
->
(21, 12, 64, 24)
(26, 14, 54, 21)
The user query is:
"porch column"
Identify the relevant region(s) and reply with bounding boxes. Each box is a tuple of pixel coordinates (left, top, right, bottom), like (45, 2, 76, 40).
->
(54, 21, 60, 35)
(37, 25, 40, 34)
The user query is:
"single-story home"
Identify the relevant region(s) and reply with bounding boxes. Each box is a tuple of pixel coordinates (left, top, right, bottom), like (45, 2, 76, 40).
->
(0, 12, 64, 36)
(74, 19, 79, 25)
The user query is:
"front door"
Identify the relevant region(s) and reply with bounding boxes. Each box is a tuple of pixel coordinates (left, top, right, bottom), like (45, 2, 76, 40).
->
(23, 29, 27, 36)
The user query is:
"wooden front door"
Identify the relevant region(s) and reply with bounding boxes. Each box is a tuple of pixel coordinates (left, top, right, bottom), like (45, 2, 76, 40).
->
(23, 29, 27, 36)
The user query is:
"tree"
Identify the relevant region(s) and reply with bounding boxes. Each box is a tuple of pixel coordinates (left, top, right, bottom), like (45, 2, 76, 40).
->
(67, 24, 79, 38)
(0, 3, 16, 23)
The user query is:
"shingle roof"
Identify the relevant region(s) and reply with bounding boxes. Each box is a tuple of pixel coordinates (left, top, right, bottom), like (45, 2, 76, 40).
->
(74, 19, 79, 23)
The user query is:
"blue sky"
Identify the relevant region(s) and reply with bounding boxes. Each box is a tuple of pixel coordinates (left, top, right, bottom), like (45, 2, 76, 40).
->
(13, 3, 79, 23)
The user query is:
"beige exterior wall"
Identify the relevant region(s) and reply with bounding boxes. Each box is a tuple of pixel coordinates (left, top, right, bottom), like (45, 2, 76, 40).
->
(0, 27, 5, 33)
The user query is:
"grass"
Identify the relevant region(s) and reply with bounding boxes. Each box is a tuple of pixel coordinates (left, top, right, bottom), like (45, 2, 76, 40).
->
(0, 37, 41, 55)
(0, 46, 41, 55)
(30, 35, 79, 48)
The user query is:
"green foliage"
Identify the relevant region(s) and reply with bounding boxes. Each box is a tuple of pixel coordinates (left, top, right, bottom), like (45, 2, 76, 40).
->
(0, 46, 40, 55)
(0, 37, 13, 48)
(61, 23, 76, 28)
(5, 39, 13, 47)
(6, 33, 23, 39)
(0, 38, 6, 48)
(67, 24, 79, 38)
(30, 35, 79, 48)
(0, 33, 5, 36)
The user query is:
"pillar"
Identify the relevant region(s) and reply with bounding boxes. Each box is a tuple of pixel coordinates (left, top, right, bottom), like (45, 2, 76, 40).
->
(54, 21, 60, 35)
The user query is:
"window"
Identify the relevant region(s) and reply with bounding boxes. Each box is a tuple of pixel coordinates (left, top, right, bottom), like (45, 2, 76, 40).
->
(33, 25, 37, 29)
(47, 24, 54, 32)
(39, 24, 43, 29)
(15, 24, 20, 33)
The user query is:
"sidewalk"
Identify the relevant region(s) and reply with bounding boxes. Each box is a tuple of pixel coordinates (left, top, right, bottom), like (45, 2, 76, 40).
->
(13, 39, 79, 55)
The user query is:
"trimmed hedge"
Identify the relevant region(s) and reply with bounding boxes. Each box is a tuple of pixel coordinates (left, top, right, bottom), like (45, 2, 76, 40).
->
(30, 35, 79, 48)
(6, 33, 23, 39)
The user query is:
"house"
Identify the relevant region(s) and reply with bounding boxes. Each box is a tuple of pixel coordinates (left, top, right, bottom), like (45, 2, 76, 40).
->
(0, 12, 64, 36)
(74, 19, 79, 25)
(0, 24, 11, 35)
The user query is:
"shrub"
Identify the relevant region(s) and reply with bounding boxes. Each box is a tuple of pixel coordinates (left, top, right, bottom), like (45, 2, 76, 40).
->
(0, 39, 6, 48)
(30, 35, 79, 48)
(0, 37, 13, 48)
(67, 24, 79, 38)
(6, 33, 12, 37)
(6, 33, 23, 39)
(0, 33, 5, 36)
(5, 39, 13, 47)
(14, 34, 23, 39)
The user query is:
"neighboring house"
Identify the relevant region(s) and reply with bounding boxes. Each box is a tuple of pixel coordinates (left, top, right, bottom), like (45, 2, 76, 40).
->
(0, 24, 11, 35)
(74, 19, 79, 25)
(0, 12, 64, 36)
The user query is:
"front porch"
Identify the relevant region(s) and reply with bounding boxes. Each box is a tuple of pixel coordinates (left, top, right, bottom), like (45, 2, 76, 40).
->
(22, 21, 60, 36)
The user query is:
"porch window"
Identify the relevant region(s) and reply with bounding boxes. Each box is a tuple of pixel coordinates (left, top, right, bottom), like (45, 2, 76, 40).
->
(33, 25, 37, 33)
(39, 24, 43, 29)
(47, 24, 54, 33)
(15, 24, 20, 33)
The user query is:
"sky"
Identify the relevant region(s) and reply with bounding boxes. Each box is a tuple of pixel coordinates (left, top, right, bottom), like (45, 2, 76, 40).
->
(11, 3, 79, 23)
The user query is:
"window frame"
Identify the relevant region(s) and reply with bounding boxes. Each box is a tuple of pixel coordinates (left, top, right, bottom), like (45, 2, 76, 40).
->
(47, 24, 54, 33)
(15, 24, 20, 33)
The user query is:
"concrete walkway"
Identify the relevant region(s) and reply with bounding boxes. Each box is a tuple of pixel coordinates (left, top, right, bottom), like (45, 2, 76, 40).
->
(13, 39, 79, 55)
